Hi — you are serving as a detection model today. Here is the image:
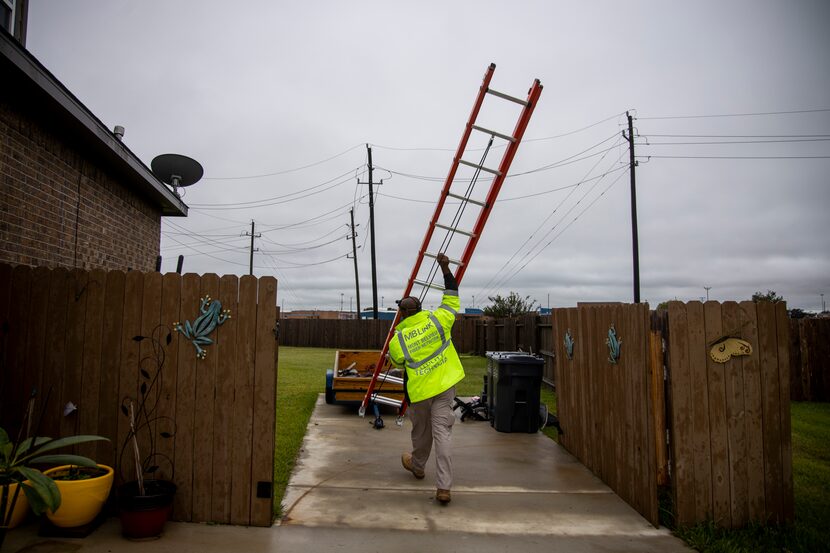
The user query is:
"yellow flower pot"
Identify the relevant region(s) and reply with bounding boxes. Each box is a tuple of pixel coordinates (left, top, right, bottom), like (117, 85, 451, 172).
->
(43, 465, 114, 528)
(2, 482, 30, 529)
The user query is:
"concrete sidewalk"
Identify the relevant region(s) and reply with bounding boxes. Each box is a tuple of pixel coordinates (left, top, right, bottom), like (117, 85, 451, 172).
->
(4, 396, 691, 552)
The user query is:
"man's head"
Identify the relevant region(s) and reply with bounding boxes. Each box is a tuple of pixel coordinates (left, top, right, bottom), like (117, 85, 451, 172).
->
(396, 296, 422, 318)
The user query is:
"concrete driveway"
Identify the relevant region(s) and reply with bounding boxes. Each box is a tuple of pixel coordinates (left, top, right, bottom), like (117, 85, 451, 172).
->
(4, 396, 691, 553)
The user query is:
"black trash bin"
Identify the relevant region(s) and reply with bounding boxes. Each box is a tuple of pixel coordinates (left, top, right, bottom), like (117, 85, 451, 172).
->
(486, 352, 544, 433)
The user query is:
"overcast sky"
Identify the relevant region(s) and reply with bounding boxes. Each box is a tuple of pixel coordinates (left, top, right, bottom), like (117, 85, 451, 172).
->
(25, 0, 830, 313)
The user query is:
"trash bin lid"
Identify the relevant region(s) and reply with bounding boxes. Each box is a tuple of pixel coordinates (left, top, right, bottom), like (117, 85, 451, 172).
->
(485, 351, 544, 364)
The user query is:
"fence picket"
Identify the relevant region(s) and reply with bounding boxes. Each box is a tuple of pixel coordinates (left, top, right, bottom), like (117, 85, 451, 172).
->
(78, 269, 106, 460)
(193, 273, 219, 522)
(158, 273, 181, 483)
(232, 275, 257, 525)
(757, 301, 784, 523)
(213, 274, 238, 523)
(97, 270, 125, 467)
(251, 276, 277, 526)
(704, 301, 730, 527)
(738, 301, 765, 521)
(775, 302, 794, 522)
(722, 301, 748, 526)
(173, 272, 200, 522)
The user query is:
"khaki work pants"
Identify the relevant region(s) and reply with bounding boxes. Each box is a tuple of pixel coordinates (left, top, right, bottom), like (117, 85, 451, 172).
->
(408, 386, 456, 490)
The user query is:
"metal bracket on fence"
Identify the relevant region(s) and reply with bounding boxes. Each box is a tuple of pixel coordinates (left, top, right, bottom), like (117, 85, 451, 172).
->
(606, 324, 622, 364)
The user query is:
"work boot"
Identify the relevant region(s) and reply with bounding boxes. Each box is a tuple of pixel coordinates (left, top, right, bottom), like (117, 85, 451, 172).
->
(436, 489, 451, 504)
(401, 453, 424, 479)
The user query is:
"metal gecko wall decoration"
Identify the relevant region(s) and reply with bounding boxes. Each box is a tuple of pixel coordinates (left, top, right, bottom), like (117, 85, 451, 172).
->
(563, 329, 575, 360)
(173, 295, 231, 359)
(606, 324, 622, 364)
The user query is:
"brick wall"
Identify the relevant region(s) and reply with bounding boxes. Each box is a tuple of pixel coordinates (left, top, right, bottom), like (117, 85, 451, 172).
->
(0, 97, 161, 272)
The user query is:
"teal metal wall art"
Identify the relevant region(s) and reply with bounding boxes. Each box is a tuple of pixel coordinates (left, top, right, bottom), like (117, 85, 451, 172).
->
(174, 296, 231, 359)
(606, 324, 622, 364)
(563, 329, 575, 360)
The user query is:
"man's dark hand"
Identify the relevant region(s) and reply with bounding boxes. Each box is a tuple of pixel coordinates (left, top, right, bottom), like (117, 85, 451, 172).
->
(437, 253, 451, 273)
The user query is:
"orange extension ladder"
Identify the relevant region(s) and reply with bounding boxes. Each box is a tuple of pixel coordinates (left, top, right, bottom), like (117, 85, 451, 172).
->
(358, 63, 543, 422)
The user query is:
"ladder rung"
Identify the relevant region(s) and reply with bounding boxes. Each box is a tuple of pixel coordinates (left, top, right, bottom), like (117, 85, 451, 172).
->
(424, 252, 464, 266)
(434, 223, 476, 237)
(458, 159, 501, 176)
(378, 372, 404, 385)
(413, 279, 445, 292)
(486, 87, 529, 106)
(471, 124, 516, 143)
(446, 191, 486, 207)
(372, 394, 403, 408)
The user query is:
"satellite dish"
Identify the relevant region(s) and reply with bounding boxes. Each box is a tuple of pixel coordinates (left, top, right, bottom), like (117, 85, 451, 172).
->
(151, 153, 204, 194)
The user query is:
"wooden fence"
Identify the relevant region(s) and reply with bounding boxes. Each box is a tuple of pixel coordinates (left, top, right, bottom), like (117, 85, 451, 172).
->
(0, 264, 278, 527)
(552, 303, 659, 525)
(789, 318, 830, 402)
(280, 318, 392, 350)
(666, 300, 793, 527)
(281, 314, 557, 384)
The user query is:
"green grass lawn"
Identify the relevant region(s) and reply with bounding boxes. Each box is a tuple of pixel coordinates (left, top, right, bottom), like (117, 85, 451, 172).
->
(274, 347, 828, 553)
(666, 401, 830, 553)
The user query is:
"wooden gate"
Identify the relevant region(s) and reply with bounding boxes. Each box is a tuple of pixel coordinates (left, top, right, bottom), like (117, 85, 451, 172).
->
(552, 303, 658, 525)
(0, 264, 278, 527)
(666, 300, 793, 527)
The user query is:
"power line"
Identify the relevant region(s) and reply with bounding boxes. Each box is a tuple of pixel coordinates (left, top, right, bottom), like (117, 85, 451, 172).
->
(367, 112, 626, 151)
(638, 108, 830, 120)
(522, 111, 627, 143)
(640, 155, 830, 159)
(640, 138, 830, 145)
(256, 195, 369, 232)
(190, 170, 362, 210)
(642, 133, 830, 138)
(259, 224, 346, 248)
(375, 133, 623, 183)
(484, 167, 630, 295)
(260, 235, 346, 254)
(267, 252, 349, 268)
(474, 149, 626, 299)
(203, 143, 365, 180)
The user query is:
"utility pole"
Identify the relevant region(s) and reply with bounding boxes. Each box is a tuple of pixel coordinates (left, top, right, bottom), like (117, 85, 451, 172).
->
(348, 208, 362, 318)
(245, 220, 261, 276)
(357, 144, 380, 319)
(624, 111, 641, 303)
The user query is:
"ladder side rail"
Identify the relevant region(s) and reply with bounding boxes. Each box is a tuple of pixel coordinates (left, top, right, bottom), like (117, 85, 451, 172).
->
(454, 79, 543, 283)
(359, 64, 497, 416)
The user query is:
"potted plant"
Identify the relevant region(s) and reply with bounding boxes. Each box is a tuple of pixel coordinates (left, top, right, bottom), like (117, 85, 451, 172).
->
(1, 391, 108, 548)
(117, 326, 177, 539)
(43, 463, 114, 528)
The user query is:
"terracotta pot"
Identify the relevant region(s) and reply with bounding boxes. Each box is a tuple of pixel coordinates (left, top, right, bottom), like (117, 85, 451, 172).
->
(43, 465, 113, 528)
(117, 480, 176, 539)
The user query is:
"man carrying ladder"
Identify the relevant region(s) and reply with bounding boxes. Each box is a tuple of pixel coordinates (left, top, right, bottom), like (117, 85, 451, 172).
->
(390, 253, 463, 505)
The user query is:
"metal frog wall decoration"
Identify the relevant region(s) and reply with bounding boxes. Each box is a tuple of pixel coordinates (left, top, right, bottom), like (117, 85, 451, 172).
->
(174, 295, 231, 359)
(709, 337, 752, 363)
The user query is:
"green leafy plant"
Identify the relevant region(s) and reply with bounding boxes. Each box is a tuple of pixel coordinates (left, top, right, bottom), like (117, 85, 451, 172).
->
(0, 429, 106, 519)
(0, 393, 108, 525)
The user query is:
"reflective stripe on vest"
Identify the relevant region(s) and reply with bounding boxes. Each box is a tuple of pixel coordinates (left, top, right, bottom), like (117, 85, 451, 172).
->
(396, 313, 449, 369)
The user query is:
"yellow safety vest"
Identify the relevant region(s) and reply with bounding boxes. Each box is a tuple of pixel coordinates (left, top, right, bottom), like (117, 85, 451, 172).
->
(388, 290, 465, 403)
